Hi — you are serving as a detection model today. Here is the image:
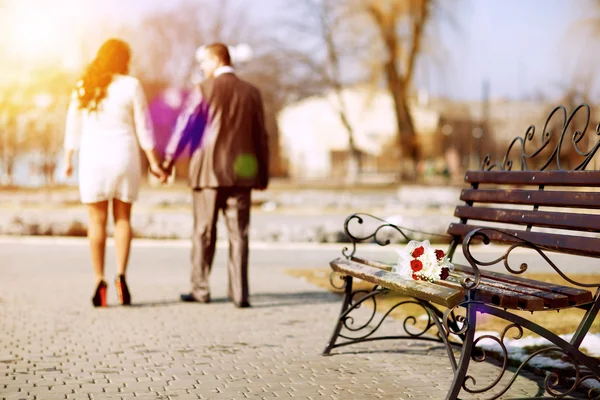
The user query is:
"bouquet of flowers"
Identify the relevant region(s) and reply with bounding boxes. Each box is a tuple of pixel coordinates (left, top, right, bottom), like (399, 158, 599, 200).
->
(393, 240, 453, 283)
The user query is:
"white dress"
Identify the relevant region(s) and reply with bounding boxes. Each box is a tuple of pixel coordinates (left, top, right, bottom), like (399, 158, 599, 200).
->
(64, 75, 155, 204)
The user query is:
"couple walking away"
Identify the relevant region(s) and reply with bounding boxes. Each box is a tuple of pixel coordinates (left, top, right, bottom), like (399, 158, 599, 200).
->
(63, 39, 270, 309)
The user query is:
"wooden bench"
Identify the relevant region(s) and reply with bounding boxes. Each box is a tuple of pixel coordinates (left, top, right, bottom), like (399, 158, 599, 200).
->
(323, 104, 600, 399)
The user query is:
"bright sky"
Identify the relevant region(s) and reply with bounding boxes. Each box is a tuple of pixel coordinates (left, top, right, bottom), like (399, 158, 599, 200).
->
(453, 0, 593, 101)
(0, 0, 596, 101)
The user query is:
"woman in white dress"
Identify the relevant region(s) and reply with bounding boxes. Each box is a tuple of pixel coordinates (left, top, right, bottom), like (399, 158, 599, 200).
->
(63, 38, 166, 307)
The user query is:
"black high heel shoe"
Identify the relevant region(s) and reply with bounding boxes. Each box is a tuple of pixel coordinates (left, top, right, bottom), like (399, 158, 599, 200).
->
(115, 275, 131, 305)
(92, 280, 108, 307)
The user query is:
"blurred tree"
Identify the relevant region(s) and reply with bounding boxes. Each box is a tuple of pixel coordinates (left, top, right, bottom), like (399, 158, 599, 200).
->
(0, 114, 19, 186)
(276, 0, 458, 181)
(26, 69, 73, 186)
(27, 102, 68, 186)
(114, 0, 258, 95)
(279, 0, 365, 183)
(540, 0, 600, 169)
(0, 87, 27, 186)
(358, 0, 455, 180)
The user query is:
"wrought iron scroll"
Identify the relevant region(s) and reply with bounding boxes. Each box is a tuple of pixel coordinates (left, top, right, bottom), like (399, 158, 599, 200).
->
(341, 213, 451, 259)
(328, 284, 463, 356)
(337, 286, 440, 341)
(461, 227, 600, 290)
(439, 302, 600, 399)
(329, 270, 347, 291)
(443, 303, 470, 337)
(480, 103, 600, 172)
(461, 321, 600, 399)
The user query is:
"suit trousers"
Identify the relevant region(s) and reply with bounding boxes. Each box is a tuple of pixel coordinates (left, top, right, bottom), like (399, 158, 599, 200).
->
(191, 187, 251, 304)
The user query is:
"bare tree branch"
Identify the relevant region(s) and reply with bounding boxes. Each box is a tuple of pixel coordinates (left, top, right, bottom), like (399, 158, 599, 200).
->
(403, 0, 430, 87)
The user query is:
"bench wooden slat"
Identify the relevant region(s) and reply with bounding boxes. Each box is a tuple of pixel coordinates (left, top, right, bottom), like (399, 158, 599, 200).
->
(330, 257, 465, 308)
(348, 258, 555, 310)
(460, 189, 600, 209)
(448, 223, 600, 258)
(437, 275, 497, 306)
(475, 276, 569, 309)
(338, 258, 528, 309)
(454, 206, 600, 233)
(350, 257, 393, 272)
(350, 257, 584, 309)
(465, 170, 600, 186)
(445, 274, 547, 310)
(450, 269, 570, 309)
(442, 275, 516, 308)
(453, 264, 593, 306)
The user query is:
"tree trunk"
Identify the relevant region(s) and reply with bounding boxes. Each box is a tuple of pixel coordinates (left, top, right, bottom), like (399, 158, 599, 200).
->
(4, 160, 15, 186)
(384, 58, 419, 181)
(367, 1, 424, 181)
(43, 159, 57, 187)
(337, 105, 361, 183)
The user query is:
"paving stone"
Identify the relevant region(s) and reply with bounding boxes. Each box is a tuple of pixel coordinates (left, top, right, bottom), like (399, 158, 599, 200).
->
(1, 395, 35, 400)
(65, 395, 91, 400)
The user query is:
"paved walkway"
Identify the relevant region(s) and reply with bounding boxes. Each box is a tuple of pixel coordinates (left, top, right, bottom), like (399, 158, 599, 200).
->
(0, 239, 588, 399)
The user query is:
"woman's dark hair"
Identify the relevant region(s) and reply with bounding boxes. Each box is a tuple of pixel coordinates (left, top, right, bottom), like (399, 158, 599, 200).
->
(76, 38, 131, 111)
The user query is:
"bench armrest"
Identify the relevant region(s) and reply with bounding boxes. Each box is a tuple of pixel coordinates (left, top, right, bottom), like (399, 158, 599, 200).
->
(342, 213, 412, 259)
(341, 212, 450, 259)
(460, 227, 600, 290)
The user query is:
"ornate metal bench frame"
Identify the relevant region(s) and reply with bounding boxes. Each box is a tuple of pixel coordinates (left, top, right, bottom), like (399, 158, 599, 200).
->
(323, 104, 600, 399)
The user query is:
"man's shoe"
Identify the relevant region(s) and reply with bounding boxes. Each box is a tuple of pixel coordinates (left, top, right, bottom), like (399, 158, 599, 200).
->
(180, 293, 210, 303)
(234, 300, 251, 308)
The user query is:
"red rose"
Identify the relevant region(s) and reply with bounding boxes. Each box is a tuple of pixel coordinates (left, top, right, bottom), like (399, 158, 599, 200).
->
(410, 259, 423, 272)
(412, 246, 425, 258)
(435, 249, 445, 260)
(412, 272, 419, 280)
(440, 267, 449, 280)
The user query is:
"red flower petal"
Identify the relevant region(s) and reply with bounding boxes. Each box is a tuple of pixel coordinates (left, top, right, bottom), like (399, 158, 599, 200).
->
(410, 259, 423, 272)
(412, 246, 425, 258)
(412, 272, 419, 280)
(435, 249, 445, 260)
(440, 267, 449, 280)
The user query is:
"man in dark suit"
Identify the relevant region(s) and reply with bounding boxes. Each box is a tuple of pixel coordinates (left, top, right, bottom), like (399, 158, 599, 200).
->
(162, 43, 269, 308)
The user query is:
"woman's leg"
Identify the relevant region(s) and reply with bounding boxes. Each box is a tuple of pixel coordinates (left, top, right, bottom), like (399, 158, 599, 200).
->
(113, 198, 133, 276)
(86, 201, 109, 284)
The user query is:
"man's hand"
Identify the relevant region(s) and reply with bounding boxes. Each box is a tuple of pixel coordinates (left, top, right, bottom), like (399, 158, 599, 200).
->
(255, 172, 269, 191)
(149, 162, 168, 183)
(161, 159, 173, 176)
(255, 181, 268, 191)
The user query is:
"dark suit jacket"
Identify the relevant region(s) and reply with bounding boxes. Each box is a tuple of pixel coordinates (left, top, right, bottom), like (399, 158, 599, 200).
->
(165, 73, 269, 189)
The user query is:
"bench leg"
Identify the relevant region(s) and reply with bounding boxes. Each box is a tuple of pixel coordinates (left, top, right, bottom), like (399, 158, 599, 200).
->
(446, 301, 477, 400)
(571, 290, 600, 349)
(323, 275, 353, 356)
(445, 302, 600, 399)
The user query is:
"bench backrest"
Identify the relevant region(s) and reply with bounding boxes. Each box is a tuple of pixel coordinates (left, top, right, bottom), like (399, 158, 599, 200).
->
(446, 103, 600, 260)
(448, 170, 600, 258)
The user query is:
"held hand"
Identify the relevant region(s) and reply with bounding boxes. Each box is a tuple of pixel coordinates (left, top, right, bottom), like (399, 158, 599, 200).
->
(149, 163, 168, 183)
(161, 160, 173, 176)
(64, 162, 73, 178)
(256, 174, 268, 191)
